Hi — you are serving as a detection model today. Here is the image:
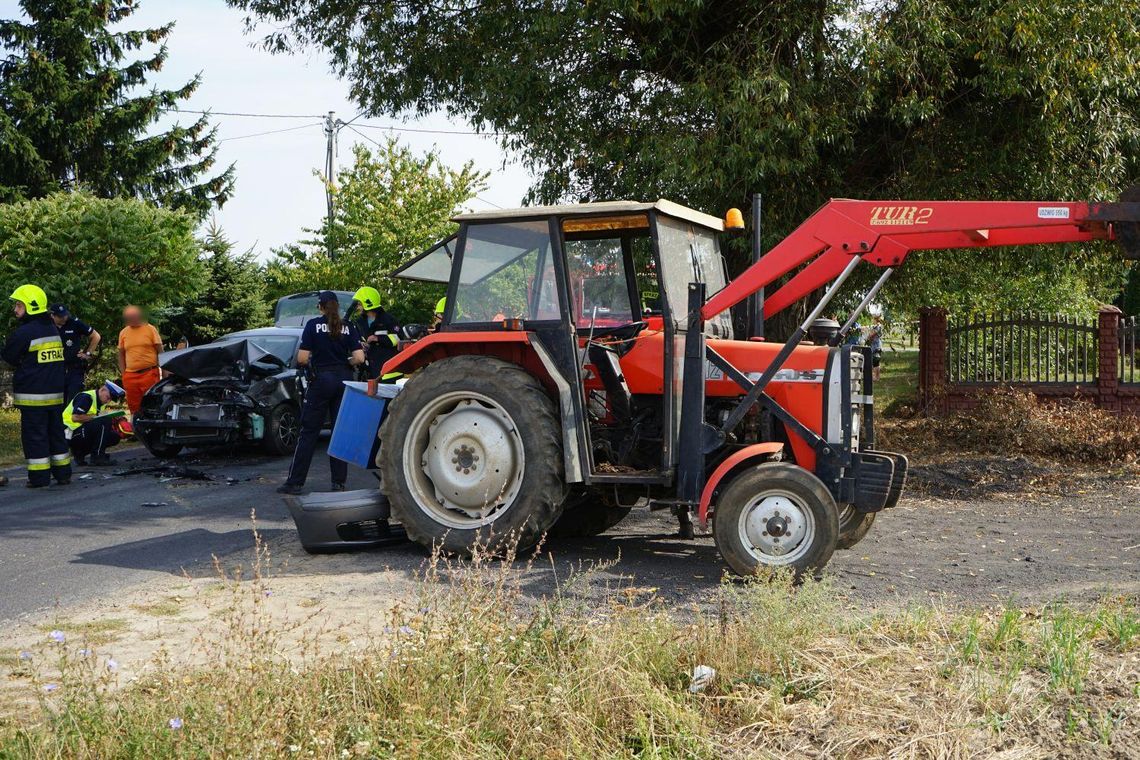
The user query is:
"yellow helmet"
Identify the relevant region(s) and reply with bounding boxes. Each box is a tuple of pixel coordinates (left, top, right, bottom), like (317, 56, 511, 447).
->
(352, 286, 382, 311)
(9, 284, 48, 315)
(434, 297, 447, 315)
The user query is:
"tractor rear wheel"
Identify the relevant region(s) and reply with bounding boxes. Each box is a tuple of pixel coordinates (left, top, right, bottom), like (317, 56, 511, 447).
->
(378, 356, 566, 555)
(713, 462, 839, 579)
(548, 488, 631, 538)
(836, 505, 876, 550)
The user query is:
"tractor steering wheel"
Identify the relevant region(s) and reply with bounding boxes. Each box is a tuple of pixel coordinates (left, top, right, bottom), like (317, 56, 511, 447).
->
(581, 320, 649, 342)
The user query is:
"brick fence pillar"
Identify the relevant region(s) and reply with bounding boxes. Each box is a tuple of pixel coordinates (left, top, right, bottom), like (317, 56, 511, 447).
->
(1098, 306, 1122, 411)
(918, 307, 948, 413)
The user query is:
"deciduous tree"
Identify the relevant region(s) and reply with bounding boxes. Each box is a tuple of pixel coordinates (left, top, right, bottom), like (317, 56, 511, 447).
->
(231, 0, 1140, 321)
(266, 140, 485, 325)
(0, 192, 203, 347)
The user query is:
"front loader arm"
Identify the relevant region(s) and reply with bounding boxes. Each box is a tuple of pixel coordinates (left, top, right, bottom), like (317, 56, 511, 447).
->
(701, 197, 1140, 321)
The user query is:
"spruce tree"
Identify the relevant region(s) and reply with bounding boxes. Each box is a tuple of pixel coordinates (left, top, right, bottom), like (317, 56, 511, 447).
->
(0, 0, 234, 218)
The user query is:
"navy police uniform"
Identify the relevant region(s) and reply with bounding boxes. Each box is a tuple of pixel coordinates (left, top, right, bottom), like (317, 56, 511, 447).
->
(283, 314, 362, 489)
(57, 316, 95, 404)
(2, 313, 72, 486)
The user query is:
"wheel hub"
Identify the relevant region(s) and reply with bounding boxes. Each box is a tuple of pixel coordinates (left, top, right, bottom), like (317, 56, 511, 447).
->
(765, 514, 789, 537)
(743, 494, 809, 559)
(420, 398, 522, 519)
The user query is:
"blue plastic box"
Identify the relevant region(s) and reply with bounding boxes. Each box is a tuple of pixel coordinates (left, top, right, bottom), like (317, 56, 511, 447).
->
(328, 381, 401, 469)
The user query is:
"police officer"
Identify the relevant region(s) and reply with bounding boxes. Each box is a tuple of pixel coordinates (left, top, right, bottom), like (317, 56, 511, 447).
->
(50, 304, 102, 406)
(64, 380, 126, 466)
(349, 286, 401, 380)
(277, 292, 365, 495)
(2, 285, 71, 488)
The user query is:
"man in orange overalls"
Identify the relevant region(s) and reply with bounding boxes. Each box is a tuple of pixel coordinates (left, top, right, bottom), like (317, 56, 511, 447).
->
(117, 305, 163, 416)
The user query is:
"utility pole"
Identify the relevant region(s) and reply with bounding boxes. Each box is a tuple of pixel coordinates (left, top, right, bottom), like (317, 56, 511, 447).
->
(323, 110, 337, 259)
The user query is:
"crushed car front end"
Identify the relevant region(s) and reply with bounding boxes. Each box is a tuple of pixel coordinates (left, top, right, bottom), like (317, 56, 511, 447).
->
(134, 336, 303, 457)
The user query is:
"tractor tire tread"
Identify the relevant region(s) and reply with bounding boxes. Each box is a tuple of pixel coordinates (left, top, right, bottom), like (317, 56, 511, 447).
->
(378, 356, 565, 554)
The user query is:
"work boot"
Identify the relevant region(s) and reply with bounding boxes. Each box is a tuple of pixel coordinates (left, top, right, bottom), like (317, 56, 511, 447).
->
(276, 483, 304, 496)
(0, 475, 7, 486)
(26, 481, 47, 489)
(91, 454, 114, 467)
(74, 455, 87, 467)
(331, 482, 346, 492)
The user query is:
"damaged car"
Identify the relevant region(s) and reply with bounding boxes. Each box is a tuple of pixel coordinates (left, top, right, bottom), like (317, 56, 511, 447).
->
(134, 328, 305, 458)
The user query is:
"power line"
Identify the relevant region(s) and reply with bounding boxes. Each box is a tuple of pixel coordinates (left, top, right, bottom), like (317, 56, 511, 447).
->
(166, 106, 508, 136)
(217, 122, 325, 143)
(167, 107, 325, 119)
(352, 122, 507, 137)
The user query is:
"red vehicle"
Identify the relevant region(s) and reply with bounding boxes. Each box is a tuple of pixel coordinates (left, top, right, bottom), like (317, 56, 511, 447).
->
(379, 195, 1138, 576)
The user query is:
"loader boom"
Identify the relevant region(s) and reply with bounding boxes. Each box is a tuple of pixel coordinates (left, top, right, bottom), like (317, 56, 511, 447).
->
(702, 198, 1139, 322)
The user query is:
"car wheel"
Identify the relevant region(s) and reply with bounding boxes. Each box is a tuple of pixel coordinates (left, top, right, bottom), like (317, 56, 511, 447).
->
(139, 429, 183, 459)
(264, 403, 301, 455)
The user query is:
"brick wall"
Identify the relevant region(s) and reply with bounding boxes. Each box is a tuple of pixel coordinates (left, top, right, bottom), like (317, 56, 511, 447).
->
(919, 305, 1139, 415)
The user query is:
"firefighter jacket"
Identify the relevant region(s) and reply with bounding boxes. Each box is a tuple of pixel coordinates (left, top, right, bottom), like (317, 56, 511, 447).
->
(1, 313, 66, 406)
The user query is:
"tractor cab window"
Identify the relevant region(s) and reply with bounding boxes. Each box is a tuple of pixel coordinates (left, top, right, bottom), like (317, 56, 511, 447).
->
(453, 221, 558, 323)
(562, 214, 650, 331)
(655, 215, 733, 338)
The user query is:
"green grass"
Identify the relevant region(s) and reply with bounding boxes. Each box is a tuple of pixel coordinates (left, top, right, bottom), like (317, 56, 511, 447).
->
(2, 544, 1137, 758)
(0, 407, 22, 467)
(875, 347, 919, 416)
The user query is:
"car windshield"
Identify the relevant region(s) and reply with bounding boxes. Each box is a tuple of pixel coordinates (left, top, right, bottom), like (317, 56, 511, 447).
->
(214, 335, 298, 366)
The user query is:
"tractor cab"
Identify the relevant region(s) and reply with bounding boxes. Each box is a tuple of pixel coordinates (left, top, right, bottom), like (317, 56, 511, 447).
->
(393, 200, 735, 493)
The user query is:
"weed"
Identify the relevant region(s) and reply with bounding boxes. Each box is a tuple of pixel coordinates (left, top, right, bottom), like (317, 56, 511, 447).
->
(1, 534, 1137, 758)
(36, 618, 128, 647)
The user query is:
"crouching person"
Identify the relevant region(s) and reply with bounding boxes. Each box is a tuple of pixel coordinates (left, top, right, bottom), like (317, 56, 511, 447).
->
(64, 381, 127, 466)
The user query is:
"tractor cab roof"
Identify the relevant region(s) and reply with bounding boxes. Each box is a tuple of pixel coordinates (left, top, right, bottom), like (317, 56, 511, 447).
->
(451, 199, 724, 231)
(393, 199, 723, 283)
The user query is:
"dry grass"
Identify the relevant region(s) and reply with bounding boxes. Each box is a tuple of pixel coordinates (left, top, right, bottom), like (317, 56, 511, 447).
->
(1, 531, 1138, 759)
(881, 387, 1140, 465)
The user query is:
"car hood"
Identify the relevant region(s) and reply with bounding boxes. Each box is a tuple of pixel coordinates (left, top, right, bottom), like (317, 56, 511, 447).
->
(160, 339, 286, 382)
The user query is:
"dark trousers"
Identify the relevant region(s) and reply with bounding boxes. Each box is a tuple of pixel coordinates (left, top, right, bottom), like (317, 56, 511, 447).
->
(70, 419, 121, 459)
(64, 368, 86, 410)
(285, 370, 350, 488)
(19, 404, 71, 486)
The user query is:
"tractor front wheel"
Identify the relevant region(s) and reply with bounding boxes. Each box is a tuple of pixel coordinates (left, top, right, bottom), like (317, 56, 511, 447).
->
(713, 462, 839, 579)
(548, 488, 631, 538)
(378, 356, 566, 555)
(836, 505, 876, 550)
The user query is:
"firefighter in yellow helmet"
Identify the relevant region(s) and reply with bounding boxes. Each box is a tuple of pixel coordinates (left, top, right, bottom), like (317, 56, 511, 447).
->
(349, 286, 401, 380)
(432, 296, 447, 329)
(2, 284, 72, 487)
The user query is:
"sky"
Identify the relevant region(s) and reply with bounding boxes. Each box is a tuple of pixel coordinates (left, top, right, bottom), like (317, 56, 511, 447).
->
(0, 0, 534, 259)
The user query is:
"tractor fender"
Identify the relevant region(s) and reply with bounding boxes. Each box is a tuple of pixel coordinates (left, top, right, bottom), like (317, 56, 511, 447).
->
(698, 442, 785, 530)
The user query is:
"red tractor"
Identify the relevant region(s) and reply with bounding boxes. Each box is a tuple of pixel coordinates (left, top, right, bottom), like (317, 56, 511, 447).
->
(379, 195, 1138, 576)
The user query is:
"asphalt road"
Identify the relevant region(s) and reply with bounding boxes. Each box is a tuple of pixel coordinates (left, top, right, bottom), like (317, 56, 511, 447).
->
(0, 441, 378, 621)
(2, 443, 1137, 623)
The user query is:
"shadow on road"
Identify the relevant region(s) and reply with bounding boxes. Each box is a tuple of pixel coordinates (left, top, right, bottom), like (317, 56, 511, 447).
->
(72, 528, 291, 577)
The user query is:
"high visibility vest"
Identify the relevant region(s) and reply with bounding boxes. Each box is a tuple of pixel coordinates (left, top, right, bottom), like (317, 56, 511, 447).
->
(63, 390, 100, 430)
